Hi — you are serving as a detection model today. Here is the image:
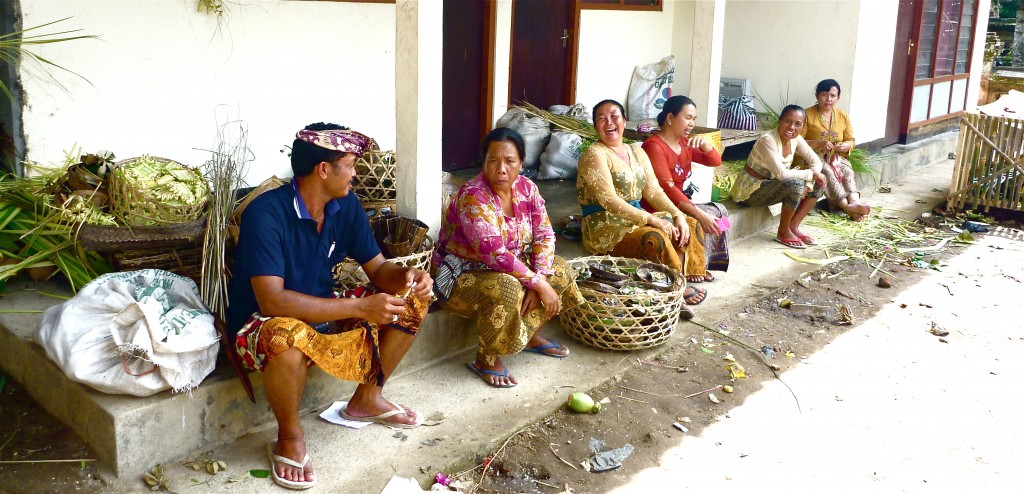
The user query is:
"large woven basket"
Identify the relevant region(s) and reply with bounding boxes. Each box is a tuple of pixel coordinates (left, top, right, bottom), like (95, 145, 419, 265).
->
(110, 243, 204, 286)
(108, 156, 209, 226)
(78, 216, 207, 252)
(333, 247, 433, 292)
(353, 150, 397, 204)
(560, 256, 686, 351)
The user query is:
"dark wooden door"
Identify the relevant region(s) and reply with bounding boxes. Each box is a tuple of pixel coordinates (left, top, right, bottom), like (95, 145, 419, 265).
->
(508, 0, 575, 109)
(442, 0, 494, 170)
(885, 0, 916, 145)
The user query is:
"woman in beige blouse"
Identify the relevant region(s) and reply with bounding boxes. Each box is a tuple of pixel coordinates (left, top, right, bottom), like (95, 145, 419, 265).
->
(576, 99, 707, 307)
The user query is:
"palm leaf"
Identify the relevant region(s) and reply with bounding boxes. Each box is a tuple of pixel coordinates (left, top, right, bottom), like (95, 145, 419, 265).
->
(0, 17, 98, 100)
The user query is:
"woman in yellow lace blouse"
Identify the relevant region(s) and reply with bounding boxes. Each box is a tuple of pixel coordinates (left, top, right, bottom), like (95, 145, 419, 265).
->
(576, 99, 707, 307)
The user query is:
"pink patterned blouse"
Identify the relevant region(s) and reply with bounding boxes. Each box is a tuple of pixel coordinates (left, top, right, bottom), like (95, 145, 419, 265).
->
(434, 173, 555, 289)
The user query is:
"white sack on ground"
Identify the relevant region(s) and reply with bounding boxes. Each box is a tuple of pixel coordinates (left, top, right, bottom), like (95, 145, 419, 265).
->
(36, 269, 219, 396)
(549, 103, 591, 123)
(538, 132, 584, 180)
(495, 108, 551, 169)
(627, 56, 675, 121)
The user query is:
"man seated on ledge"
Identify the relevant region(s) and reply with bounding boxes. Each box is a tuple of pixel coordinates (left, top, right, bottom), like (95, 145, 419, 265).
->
(227, 122, 433, 490)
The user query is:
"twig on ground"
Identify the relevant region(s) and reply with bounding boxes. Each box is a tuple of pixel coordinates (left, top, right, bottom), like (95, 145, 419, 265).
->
(0, 458, 97, 464)
(869, 256, 885, 279)
(473, 427, 533, 492)
(547, 443, 577, 470)
(536, 479, 559, 489)
(615, 394, 649, 404)
(683, 385, 723, 399)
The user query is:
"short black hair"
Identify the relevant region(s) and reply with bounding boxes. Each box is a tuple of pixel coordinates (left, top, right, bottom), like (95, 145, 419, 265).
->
(815, 79, 841, 97)
(290, 122, 351, 177)
(479, 127, 526, 166)
(592, 99, 627, 125)
(779, 104, 806, 122)
(656, 95, 697, 127)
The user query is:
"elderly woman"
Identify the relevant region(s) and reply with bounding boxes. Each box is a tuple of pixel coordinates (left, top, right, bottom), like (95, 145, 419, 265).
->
(731, 105, 826, 249)
(802, 79, 871, 221)
(641, 95, 730, 282)
(434, 127, 581, 389)
(576, 99, 707, 308)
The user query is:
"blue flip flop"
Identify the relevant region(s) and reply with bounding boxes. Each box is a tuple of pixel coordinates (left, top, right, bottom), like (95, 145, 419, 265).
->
(523, 339, 569, 359)
(466, 362, 517, 388)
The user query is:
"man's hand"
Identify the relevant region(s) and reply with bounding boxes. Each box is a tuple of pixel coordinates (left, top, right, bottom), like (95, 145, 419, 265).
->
(359, 293, 407, 325)
(403, 268, 433, 301)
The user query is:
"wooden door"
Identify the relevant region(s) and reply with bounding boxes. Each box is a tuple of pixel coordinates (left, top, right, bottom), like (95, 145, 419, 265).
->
(508, 0, 575, 109)
(442, 0, 495, 171)
(885, 0, 916, 145)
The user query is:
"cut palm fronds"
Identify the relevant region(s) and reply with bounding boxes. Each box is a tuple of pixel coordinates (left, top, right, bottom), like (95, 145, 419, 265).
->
(783, 252, 849, 265)
(806, 209, 963, 269)
(199, 119, 250, 319)
(848, 148, 880, 179)
(515, 102, 597, 141)
(0, 17, 98, 100)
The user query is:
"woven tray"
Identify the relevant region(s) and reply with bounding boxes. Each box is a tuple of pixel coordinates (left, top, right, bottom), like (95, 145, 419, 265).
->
(78, 216, 207, 252)
(559, 256, 686, 351)
(108, 156, 209, 226)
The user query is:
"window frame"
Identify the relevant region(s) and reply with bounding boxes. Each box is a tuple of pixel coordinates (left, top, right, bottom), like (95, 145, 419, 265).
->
(579, 0, 662, 12)
(907, 0, 978, 130)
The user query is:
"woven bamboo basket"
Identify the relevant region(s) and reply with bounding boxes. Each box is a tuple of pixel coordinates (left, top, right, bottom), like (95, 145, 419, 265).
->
(78, 216, 207, 252)
(333, 246, 433, 292)
(108, 156, 209, 226)
(353, 150, 397, 204)
(110, 243, 204, 286)
(559, 256, 686, 351)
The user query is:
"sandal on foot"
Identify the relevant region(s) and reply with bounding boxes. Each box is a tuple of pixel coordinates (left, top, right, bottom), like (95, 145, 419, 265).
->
(339, 402, 423, 429)
(680, 304, 695, 320)
(796, 235, 816, 245)
(774, 237, 806, 249)
(466, 362, 517, 388)
(683, 286, 707, 305)
(704, 272, 715, 282)
(267, 443, 316, 490)
(524, 339, 569, 359)
(686, 275, 707, 284)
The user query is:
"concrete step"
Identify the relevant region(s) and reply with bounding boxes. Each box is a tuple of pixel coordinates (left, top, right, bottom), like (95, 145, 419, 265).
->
(0, 130, 958, 479)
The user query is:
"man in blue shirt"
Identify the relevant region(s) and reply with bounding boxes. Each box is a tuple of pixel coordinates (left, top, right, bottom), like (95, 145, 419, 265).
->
(228, 122, 433, 490)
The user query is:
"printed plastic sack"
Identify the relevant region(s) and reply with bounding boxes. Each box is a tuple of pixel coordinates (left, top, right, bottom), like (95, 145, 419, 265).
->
(717, 95, 759, 131)
(495, 109, 551, 169)
(549, 103, 592, 124)
(36, 269, 219, 396)
(538, 132, 584, 180)
(627, 56, 674, 121)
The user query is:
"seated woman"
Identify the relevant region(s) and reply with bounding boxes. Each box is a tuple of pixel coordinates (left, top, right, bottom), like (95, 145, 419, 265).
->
(576, 99, 707, 309)
(641, 95, 730, 283)
(730, 105, 826, 249)
(803, 79, 871, 221)
(434, 127, 582, 389)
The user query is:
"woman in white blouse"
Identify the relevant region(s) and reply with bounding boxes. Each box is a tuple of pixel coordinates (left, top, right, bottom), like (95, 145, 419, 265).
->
(730, 105, 826, 249)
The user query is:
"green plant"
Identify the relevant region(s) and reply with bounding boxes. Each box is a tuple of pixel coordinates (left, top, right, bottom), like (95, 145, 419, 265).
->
(753, 82, 793, 131)
(848, 148, 880, 179)
(0, 17, 98, 100)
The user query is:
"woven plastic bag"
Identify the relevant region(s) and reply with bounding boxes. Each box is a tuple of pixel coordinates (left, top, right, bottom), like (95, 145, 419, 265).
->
(538, 132, 584, 180)
(36, 269, 219, 396)
(627, 56, 674, 121)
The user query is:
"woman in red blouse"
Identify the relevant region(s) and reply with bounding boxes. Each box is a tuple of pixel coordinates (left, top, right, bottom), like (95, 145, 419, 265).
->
(641, 96, 726, 283)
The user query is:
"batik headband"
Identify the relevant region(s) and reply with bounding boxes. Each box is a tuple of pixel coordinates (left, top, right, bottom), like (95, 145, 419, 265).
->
(295, 128, 373, 157)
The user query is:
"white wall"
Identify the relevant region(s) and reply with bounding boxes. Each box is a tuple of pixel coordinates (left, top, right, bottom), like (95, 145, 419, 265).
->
(721, 1, 859, 123)
(491, 0, 513, 124)
(848, 0, 899, 142)
(20, 0, 396, 185)
(670, 0, 696, 99)
(966, 0, 993, 112)
(575, 4, 678, 110)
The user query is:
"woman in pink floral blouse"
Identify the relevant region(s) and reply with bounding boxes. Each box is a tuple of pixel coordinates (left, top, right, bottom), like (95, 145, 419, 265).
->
(434, 128, 581, 388)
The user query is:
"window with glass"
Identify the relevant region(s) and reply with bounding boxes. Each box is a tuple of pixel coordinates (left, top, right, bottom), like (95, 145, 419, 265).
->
(909, 0, 976, 127)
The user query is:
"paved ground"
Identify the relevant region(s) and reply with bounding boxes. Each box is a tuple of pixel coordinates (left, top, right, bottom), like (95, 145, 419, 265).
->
(86, 157, 967, 493)
(612, 232, 1024, 493)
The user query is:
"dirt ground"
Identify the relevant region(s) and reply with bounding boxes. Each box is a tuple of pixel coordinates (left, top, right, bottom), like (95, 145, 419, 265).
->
(0, 207, 1017, 494)
(449, 210, 1021, 494)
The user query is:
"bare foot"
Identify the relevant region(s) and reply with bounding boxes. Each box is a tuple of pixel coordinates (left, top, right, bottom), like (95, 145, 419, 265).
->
(848, 202, 871, 217)
(344, 396, 419, 426)
(271, 438, 315, 485)
(471, 357, 518, 387)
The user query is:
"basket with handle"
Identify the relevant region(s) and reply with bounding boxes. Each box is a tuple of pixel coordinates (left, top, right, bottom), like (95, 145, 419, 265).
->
(559, 255, 687, 351)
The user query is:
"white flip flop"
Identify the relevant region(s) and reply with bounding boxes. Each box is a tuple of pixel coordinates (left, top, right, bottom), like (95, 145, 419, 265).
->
(266, 442, 316, 490)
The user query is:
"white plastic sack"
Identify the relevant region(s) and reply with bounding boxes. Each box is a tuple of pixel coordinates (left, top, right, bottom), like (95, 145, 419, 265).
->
(548, 103, 591, 123)
(36, 269, 219, 396)
(627, 56, 675, 121)
(495, 108, 551, 169)
(538, 132, 584, 180)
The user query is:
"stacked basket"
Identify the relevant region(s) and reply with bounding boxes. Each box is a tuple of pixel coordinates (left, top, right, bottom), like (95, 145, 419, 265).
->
(353, 149, 397, 214)
(560, 256, 687, 351)
(333, 213, 433, 292)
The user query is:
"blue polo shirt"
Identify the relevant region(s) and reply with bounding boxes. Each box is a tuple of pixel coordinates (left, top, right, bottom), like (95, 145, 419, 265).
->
(226, 181, 380, 336)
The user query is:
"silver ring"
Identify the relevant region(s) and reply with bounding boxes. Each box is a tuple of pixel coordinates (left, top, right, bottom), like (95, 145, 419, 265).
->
(392, 314, 399, 322)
